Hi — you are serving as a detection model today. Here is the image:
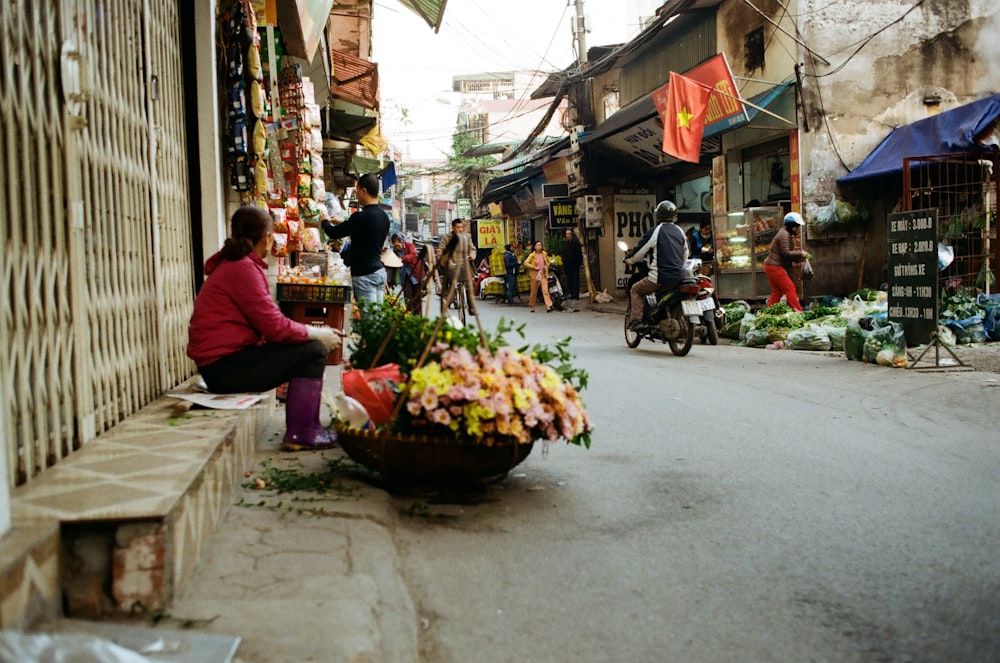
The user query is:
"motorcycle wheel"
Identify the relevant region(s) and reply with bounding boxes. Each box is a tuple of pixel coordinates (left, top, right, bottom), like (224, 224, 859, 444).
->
(667, 308, 694, 356)
(624, 301, 641, 348)
(701, 314, 719, 345)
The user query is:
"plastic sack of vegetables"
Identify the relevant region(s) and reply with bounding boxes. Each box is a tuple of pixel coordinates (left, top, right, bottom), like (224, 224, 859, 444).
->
(739, 312, 756, 341)
(822, 325, 846, 351)
(844, 320, 869, 361)
(944, 316, 986, 344)
(839, 296, 868, 324)
(862, 321, 906, 366)
(745, 329, 770, 347)
(787, 326, 832, 351)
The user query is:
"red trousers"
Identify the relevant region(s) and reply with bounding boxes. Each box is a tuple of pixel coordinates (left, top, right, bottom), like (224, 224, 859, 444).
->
(763, 264, 802, 311)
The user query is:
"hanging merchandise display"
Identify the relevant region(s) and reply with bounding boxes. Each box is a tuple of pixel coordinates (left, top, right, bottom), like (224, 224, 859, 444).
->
(221, 0, 271, 196)
(272, 63, 327, 258)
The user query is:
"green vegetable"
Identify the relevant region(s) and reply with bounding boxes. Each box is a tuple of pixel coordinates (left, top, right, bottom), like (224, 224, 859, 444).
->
(759, 302, 793, 316)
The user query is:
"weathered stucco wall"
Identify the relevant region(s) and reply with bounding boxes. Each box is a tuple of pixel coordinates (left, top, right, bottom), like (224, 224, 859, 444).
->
(799, 0, 998, 205)
(717, 0, 798, 102)
(793, 0, 998, 295)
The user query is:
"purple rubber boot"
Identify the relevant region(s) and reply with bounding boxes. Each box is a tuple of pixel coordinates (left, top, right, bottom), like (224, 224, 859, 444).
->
(281, 378, 338, 451)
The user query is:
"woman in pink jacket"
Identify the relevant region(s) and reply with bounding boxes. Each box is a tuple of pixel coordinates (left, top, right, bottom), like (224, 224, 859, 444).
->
(187, 206, 340, 451)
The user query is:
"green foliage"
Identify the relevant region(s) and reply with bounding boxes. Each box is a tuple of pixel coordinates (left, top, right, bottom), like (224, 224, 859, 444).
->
(802, 305, 842, 321)
(349, 299, 520, 373)
(940, 289, 982, 321)
(759, 302, 793, 316)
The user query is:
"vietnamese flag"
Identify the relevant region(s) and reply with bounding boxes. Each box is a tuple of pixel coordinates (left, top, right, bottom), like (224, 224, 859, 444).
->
(662, 71, 713, 163)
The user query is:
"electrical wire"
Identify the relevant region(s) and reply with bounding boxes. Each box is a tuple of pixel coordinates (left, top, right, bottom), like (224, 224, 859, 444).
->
(804, 0, 929, 78)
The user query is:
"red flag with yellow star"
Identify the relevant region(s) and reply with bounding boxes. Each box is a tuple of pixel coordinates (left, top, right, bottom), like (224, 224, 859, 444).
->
(662, 71, 713, 163)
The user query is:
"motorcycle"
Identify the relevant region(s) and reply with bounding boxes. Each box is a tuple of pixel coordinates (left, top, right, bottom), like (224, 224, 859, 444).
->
(546, 264, 565, 311)
(691, 260, 725, 345)
(617, 241, 720, 356)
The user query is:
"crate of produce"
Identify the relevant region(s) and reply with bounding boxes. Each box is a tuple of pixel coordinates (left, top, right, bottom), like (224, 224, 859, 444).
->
(276, 283, 352, 304)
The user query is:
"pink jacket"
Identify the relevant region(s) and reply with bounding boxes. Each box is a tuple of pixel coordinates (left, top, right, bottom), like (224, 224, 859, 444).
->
(187, 251, 308, 367)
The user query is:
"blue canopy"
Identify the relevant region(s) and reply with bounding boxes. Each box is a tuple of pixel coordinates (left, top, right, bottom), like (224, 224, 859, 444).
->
(838, 93, 1000, 184)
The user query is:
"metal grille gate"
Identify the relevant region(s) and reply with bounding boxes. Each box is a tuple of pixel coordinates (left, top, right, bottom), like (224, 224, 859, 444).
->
(904, 153, 999, 294)
(1, 0, 195, 487)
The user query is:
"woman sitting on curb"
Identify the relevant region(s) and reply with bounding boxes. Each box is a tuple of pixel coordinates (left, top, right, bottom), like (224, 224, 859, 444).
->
(187, 205, 341, 451)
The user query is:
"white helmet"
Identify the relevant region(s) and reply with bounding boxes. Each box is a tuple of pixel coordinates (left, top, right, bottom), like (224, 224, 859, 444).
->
(783, 212, 805, 226)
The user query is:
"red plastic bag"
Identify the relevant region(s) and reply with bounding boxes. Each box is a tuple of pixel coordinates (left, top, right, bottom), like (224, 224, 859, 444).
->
(341, 364, 403, 425)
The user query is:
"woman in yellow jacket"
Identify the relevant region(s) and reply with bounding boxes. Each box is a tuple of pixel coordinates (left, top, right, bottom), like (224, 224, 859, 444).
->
(521, 241, 554, 312)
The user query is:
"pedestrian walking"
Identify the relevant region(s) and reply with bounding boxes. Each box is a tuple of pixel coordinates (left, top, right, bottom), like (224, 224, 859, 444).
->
(522, 241, 554, 313)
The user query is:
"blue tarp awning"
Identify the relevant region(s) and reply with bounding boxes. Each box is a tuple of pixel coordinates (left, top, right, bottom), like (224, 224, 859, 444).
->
(838, 93, 1000, 184)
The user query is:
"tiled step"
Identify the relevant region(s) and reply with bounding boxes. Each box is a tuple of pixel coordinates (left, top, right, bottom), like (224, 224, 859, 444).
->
(0, 521, 61, 630)
(6, 386, 273, 624)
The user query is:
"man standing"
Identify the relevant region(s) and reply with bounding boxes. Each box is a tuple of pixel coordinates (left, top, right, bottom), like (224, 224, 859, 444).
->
(322, 173, 390, 305)
(624, 200, 688, 329)
(560, 228, 583, 300)
(502, 243, 519, 304)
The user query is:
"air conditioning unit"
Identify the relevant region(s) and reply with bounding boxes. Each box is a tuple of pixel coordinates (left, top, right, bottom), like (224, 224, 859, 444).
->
(577, 195, 603, 229)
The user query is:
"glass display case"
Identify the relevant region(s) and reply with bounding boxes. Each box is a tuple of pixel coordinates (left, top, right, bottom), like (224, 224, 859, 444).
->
(713, 206, 784, 300)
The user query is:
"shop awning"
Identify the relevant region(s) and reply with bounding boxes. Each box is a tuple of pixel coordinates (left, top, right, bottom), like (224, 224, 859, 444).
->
(321, 105, 378, 143)
(330, 51, 379, 110)
(584, 82, 792, 171)
(275, 0, 337, 61)
(480, 167, 543, 206)
(838, 92, 1000, 184)
(396, 0, 449, 32)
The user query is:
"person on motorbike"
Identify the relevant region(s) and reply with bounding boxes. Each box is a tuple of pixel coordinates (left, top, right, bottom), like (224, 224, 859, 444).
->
(624, 200, 689, 330)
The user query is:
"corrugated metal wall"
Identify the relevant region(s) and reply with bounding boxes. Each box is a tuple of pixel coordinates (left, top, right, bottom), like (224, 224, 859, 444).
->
(620, 10, 717, 106)
(0, 0, 195, 487)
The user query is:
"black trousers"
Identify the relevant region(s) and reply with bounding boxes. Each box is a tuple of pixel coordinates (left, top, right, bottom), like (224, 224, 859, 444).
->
(198, 340, 328, 393)
(564, 264, 581, 298)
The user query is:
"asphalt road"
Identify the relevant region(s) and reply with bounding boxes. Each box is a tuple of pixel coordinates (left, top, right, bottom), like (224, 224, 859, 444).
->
(392, 299, 1000, 663)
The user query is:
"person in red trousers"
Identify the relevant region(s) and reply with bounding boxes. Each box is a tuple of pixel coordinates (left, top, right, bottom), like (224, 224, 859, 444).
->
(762, 211, 812, 312)
(187, 206, 341, 451)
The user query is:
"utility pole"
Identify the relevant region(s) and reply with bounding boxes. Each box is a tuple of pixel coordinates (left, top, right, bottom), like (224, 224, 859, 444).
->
(572, 0, 587, 66)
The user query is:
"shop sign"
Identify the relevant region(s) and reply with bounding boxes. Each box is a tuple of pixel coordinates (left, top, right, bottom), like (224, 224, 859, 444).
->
(457, 198, 471, 218)
(613, 189, 657, 289)
(477, 219, 504, 249)
(549, 199, 578, 230)
(887, 209, 938, 345)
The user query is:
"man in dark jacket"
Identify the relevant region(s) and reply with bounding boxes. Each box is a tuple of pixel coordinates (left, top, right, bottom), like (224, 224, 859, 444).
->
(322, 173, 390, 304)
(624, 200, 688, 329)
(502, 244, 519, 304)
(560, 229, 583, 299)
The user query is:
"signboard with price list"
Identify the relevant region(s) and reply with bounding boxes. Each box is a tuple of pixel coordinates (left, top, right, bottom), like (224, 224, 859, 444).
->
(887, 209, 938, 345)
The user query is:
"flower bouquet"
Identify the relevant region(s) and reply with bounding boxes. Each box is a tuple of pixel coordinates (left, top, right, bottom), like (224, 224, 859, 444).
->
(335, 300, 592, 486)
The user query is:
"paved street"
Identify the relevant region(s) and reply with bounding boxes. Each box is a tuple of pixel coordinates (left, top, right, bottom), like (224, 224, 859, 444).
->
(174, 298, 1000, 663)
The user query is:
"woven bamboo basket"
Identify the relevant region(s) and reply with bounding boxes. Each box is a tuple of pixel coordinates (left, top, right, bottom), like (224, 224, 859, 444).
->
(335, 423, 534, 487)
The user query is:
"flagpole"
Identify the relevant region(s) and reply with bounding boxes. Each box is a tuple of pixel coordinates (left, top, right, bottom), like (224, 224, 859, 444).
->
(687, 78, 796, 127)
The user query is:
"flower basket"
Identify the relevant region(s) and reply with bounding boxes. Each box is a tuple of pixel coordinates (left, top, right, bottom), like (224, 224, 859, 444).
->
(335, 423, 534, 487)
(339, 300, 592, 491)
